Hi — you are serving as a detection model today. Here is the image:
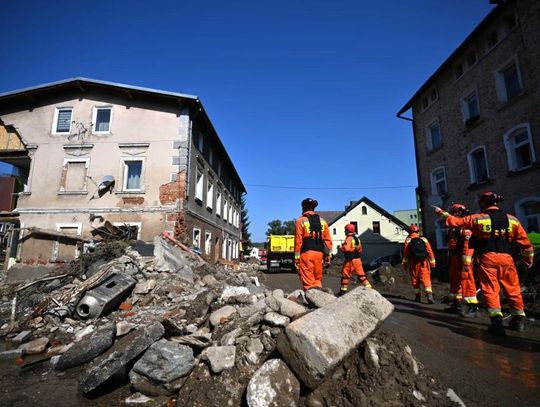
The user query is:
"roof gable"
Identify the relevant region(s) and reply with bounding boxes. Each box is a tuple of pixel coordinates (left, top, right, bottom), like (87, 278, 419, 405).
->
(328, 196, 409, 229)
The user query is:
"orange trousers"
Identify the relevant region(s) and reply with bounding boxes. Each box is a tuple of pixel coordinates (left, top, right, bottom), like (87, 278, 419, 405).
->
(408, 260, 432, 293)
(341, 258, 371, 288)
(448, 254, 463, 300)
(298, 250, 323, 291)
(461, 266, 478, 303)
(478, 253, 524, 317)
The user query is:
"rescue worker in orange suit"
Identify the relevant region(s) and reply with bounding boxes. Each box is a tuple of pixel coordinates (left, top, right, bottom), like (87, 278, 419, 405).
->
(402, 224, 436, 304)
(445, 203, 479, 317)
(339, 223, 372, 295)
(435, 192, 534, 335)
(294, 198, 333, 291)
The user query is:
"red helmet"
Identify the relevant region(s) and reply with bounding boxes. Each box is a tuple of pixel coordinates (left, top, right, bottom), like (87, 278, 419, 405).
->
(345, 224, 356, 234)
(479, 192, 503, 208)
(449, 203, 469, 216)
(301, 198, 318, 211)
(408, 224, 419, 234)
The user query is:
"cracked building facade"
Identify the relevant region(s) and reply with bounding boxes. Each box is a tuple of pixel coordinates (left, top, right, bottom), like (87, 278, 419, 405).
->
(0, 78, 245, 267)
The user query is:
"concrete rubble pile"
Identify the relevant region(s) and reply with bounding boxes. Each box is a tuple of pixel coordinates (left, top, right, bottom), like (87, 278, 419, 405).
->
(0, 235, 464, 407)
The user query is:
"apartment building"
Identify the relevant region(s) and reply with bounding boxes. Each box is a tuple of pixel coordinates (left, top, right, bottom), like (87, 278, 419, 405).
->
(397, 0, 539, 250)
(0, 78, 245, 267)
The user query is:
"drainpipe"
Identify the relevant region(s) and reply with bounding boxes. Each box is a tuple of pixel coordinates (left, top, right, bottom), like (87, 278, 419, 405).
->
(396, 111, 425, 234)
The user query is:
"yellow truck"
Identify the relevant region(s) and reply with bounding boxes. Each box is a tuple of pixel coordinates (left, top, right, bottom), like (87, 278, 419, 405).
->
(266, 235, 296, 272)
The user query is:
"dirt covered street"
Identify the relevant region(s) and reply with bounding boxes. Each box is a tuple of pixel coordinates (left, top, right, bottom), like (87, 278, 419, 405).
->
(259, 268, 540, 407)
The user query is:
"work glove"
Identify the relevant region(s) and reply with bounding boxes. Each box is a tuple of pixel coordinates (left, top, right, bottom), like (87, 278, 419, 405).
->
(432, 205, 443, 215)
(294, 258, 300, 269)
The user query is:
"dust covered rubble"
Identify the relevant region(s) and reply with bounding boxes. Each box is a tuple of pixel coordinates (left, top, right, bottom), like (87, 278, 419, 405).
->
(0, 236, 463, 407)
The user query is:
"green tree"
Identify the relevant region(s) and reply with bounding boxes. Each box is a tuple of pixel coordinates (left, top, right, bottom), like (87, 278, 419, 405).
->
(266, 219, 295, 236)
(240, 195, 252, 255)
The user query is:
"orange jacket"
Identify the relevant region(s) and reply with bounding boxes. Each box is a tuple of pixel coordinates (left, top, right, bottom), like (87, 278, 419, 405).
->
(440, 206, 534, 264)
(340, 233, 363, 254)
(447, 228, 475, 268)
(294, 211, 332, 259)
(402, 232, 436, 267)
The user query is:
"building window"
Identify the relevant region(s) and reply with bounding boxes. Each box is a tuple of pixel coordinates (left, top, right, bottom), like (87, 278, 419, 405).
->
(332, 228, 336, 235)
(467, 146, 489, 184)
(53, 107, 73, 134)
(228, 205, 233, 224)
(372, 221, 380, 234)
(495, 58, 522, 102)
(516, 198, 540, 232)
(122, 159, 143, 191)
(223, 200, 228, 221)
(205, 231, 212, 255)
(209, 147, 214, 166)
(430, 167, 447, 196)
(92, 107, 112, 133)
(217, 160, 222, 177)
(192, 228, 201, 249)
(504, 124, 536, 171)
(435, 219, 448, 250)
(426, 120, 441, 151)
(112, 222, 141, 240)
(207, 180, 214, 210)
(361, 206, 367, 215)
(462, 90, 480, 124)
(216, 191, 222, 216)
(54, 223, 82, 260)
(195, 168, 204, 201)
(61, 160, 88, 192)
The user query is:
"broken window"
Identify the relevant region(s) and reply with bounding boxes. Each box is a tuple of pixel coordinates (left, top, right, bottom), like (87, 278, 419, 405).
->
(205, 231, 212, 255)
(54, 107, 73, 134)
(93, 107, 112, 133)
(55, 224, 81, 261)
(193, 228, 201, 248)
(468, 147, 489, 184)
(122, 159, 143, 191)
(62, 160, 88, 191)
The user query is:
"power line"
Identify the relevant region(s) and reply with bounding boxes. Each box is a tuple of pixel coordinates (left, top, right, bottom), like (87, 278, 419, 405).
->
(245, 184, 416, 191)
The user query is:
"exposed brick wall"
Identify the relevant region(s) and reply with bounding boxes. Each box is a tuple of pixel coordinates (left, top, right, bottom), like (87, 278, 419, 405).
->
(159, 170, 187, 243)
(122, 197, 144, 205)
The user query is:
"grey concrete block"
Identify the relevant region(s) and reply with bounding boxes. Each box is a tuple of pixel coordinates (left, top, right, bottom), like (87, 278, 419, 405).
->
(277, 287, 394, 389)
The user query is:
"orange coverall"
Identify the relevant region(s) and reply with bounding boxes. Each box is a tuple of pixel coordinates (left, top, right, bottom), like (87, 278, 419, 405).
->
(440, 206, 534, 317)
(340, 233, 372, 292)
(402, 233, 436, 295)
(447, 228, 477, 303)
(294, 211, 332, 291)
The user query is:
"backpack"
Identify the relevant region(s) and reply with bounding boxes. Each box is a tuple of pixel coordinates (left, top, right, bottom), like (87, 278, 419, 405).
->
(409, 237, 428, 260)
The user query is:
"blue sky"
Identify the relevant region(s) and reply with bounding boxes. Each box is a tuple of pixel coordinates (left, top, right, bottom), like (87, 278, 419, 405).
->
(1, 0, 494, 242)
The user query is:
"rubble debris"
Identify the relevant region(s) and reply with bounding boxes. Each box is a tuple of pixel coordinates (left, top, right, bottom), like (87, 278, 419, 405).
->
(76, 273, 136, 319)
(11, 329, 32, 344)
(80, 322, 165, 394)
(124, 392, 170, 407)
(246, 359, 300, 407)
(209, 305, 237, 327)
(19, 337, 49, 355)
(152, 236, 194, 282)
(201, 345, 236, 373)
(55, 322, 116, 370)
(277, 286, 394, 389)
(304, 288, 336, 308)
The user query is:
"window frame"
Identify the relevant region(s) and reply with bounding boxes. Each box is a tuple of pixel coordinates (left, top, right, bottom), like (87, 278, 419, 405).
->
(112, 222, 142, 240)
(121, 157, 145, 192)
(92, 106, 113, 134)
(461, 87, 481, 123)
(434, 219, 448, 250)
(206, 179, 214, 210)
(192, 227, 201, 248)
(54, 222, 82, 260)
(372, 221, 381, 235)
(515, 197, 540, 232)
(467, 145, 490, 184)
(195, 167, 204, 201)
(52, 107, 73, 135)
(430, 166, 448, 196)
(205, 231, 212, 255)
(60, 157, 89, 192)
(494, 55, 523, 103)
(503, 123, 536, 171)
(216, 190, 222, 217)
(426, 119, 442, 152)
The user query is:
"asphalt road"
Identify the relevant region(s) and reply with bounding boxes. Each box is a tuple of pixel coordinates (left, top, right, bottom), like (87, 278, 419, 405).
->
(258, 269, 540, 407)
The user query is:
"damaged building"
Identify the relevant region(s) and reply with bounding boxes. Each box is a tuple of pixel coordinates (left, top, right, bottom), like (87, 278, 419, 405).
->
(0, 78, 245, 269)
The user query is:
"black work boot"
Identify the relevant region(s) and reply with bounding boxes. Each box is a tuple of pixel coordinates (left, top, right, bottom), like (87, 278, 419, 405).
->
(460, 303, 480, 318)
(427, 293, 435, 304)
(488, 315, 506, 337)
(444, 300, 460, 313)
(414, 293, 421, 303)
(509, 315, 525, 332)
